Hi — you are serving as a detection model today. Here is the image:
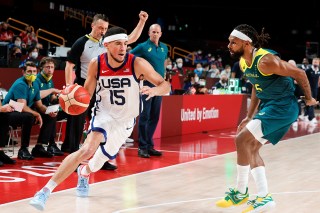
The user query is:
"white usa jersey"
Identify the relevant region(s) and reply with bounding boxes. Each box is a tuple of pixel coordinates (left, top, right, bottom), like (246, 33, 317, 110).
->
(92, 53, 142, 122)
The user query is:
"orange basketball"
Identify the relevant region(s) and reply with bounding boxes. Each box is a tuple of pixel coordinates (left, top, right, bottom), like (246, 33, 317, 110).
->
(58, 84, 90, 115)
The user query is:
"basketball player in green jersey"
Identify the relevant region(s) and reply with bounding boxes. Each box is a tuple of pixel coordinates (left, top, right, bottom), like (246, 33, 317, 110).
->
(216, 24, 318, 212)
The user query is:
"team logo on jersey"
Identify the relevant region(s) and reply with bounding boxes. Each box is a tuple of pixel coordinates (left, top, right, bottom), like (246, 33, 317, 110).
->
(102, 70, 109, 74)
(123, 68, 129, 72)
(148, 47, 152, 52)
(101, 78, 131, 88)
(258, 112, 265, 116)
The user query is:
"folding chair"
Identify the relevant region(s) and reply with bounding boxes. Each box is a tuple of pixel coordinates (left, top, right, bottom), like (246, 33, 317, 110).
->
(6, 125, 21, 157)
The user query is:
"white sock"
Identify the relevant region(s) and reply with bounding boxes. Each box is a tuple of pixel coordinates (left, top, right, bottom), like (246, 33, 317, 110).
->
(44, 179, 57, 193)
(236, 164, 250, 194)
(251, 166, 268, 197)
(80, 165, 90, 176)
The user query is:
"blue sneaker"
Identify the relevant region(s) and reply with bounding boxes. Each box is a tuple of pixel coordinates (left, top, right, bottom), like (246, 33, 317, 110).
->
(29, 187, 50, 211)
(76, 165, 90, 197)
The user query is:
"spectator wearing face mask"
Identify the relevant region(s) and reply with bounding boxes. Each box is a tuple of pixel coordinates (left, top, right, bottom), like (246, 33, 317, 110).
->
(194, 63, 204, 79)
(173, 58, 184, 76)
(9, 36, 26, 52)
(220, 64, 232, 79)
(19, 45, 40, 68)
(214, 73, 229, 90)
(8, 46, 23, 68)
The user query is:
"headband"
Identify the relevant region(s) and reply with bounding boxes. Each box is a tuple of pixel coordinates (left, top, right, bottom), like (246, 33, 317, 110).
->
(103, 33, 128, 43)
(230, 29, 252, 42)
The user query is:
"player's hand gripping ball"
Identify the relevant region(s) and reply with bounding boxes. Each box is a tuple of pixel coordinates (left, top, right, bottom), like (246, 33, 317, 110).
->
(58, 84, 90, 115)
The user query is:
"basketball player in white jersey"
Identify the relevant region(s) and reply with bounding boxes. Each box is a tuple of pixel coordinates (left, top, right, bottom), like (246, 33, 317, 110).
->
(29, 26, 171, 210)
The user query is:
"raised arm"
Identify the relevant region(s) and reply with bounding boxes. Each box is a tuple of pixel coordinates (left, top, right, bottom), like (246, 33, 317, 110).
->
(127, 11, 148, 45)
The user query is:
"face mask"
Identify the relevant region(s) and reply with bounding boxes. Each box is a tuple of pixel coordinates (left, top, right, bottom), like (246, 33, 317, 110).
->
(15, 52, 22, 58)
(177, 63, 183, 68)
(197, 68, 203, 72)
(41, 71, 52, 82)
(14, 41, 21, 46)
(25, 74, 37, 82)
(31, 52, 38, 59)
(166, 65, 172, 70)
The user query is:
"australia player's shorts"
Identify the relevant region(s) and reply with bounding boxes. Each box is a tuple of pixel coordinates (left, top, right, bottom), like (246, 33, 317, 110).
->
(88, 116, 136, 159)
(247, 95, 298, 145)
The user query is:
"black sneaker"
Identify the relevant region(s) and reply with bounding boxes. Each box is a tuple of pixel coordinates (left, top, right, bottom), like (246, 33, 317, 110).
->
(138, 149, 150, 158)
(47, 143, 64, 156)
(31, 145, 53, 158)
(18, 147, 34, 160)
(0, 161, 3, 166)
(100, 161, 117, 170)
(148, 148, 162, 156)
(0, 150, 16, 164)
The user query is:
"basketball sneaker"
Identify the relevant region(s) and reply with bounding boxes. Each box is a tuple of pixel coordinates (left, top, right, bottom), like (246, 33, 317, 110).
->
(216, 187, 249, 208)
(29, 187, 50, 211)
(76, 165, 90, 197)
(242, 193, 276, 213)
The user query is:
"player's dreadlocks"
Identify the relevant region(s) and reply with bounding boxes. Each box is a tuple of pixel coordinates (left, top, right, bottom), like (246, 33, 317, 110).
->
(234, 24, 270, 49)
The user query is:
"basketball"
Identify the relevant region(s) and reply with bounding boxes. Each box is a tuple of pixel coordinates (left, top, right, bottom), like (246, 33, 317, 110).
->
(58, 84, 91, 115)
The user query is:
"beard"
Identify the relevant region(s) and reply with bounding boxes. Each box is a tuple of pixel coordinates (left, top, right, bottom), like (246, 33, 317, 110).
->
(109, 52, 124, 63)
(230, 47, 244, 60)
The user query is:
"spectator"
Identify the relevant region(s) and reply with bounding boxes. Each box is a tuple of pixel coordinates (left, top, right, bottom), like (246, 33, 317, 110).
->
(214, 73, 229, 89)
(220, 64, 232, 78)
(8, 35, 27, 54)
(0, 21, 14, 42)
(2, 61, 50, 160)
(19, 45, 41, 68)
(183, 72, 196, 92)
(8, 46, 23, 68)
(173, 57, 184, 76)
(130, 23, 168, 158)
(19, 25, 42, 49)
(298, 57, 310, 70)
(207, 63, 220, 78)
(193, 62, 204, 79)
(31, 57, 64, 157)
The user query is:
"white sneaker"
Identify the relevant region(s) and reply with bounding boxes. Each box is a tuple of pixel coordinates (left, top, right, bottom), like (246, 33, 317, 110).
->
(125, 138, 134, 143)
